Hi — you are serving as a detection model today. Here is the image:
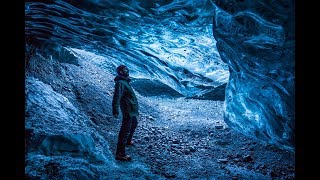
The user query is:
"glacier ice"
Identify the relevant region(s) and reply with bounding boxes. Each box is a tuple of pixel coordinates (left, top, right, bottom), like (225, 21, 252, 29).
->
(212, 0, 295, 151)
(25, 0, 229, 97)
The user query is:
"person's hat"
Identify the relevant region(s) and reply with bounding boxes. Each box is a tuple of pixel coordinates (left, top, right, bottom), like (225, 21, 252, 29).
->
(116, 65, 128, 75)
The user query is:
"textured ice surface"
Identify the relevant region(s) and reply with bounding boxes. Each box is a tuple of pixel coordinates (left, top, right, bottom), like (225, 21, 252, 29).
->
(212, 0, 295, 151)
(25, 0, 229, 97)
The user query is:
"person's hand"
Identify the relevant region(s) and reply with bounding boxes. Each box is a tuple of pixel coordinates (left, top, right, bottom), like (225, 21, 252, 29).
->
(113, 113, 119, 118)
(113, 109, 119, 118)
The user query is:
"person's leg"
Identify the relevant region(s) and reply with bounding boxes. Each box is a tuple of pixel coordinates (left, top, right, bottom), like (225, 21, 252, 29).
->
(127, 116, 138, 144)
(116, 114, 132, 157)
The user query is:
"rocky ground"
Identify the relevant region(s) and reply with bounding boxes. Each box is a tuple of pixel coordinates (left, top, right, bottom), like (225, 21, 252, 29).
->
(110, 97, 295, 180)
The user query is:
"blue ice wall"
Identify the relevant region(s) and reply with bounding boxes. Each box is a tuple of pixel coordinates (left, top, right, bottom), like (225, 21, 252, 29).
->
(211, 0, 295, 151)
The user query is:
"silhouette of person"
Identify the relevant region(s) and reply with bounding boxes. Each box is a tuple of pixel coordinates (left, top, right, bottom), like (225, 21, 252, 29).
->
(112, 65, 139, 161)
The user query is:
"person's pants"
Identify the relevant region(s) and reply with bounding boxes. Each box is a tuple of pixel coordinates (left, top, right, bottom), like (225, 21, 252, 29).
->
(116, 115, 138, 156)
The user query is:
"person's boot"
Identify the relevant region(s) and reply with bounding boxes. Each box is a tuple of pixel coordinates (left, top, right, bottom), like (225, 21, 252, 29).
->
(115, 154, 131, 161)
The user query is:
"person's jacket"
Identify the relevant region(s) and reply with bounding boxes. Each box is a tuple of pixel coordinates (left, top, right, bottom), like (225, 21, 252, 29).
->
(112, 75, 139, 117)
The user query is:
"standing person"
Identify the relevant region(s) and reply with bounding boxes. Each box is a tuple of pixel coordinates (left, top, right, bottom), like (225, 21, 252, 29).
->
(112, 65, 139, 161)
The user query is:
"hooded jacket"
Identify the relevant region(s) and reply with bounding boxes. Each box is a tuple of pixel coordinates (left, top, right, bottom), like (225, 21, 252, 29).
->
(112, 75, 139, 117)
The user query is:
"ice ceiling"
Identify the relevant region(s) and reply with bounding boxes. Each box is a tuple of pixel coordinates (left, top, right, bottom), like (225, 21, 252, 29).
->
(25, 0, 229, 97)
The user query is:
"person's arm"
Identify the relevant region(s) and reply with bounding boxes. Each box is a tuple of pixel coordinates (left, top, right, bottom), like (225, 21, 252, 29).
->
(112, 81, 123, 118)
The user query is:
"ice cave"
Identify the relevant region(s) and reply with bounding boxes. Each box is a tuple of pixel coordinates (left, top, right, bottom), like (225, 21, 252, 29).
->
(24, 0, 295, 179)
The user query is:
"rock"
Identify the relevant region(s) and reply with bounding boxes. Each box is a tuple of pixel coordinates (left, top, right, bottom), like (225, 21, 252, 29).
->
(172, 140, 179, 144)
(217, 158, 228, 163)
(243, 155, 253, 162)
(270, 171, 279, 177)
(189, 147, 196, 152)
(171, 144, 178, 148)
(183, 149, 191, 155)
(260, 164, 267, 169)
(233, 158, 241, 162)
